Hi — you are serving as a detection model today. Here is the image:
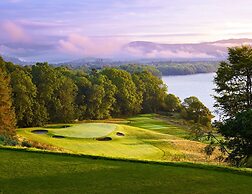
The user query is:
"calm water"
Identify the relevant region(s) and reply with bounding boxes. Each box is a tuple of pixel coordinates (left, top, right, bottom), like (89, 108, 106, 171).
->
(162, 73, 216, 115)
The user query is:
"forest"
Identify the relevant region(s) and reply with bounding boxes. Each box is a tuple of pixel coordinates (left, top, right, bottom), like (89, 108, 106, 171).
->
(0, 56, 212, 131)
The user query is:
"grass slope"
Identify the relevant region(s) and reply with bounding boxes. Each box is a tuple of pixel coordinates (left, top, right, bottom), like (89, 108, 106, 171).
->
(0, 149, 251, 194)
(17, 114, 220, 163)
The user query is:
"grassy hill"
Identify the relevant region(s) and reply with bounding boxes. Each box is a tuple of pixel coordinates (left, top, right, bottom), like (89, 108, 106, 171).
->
(17, 114, 221, 163)
(0, 149, 251, 194)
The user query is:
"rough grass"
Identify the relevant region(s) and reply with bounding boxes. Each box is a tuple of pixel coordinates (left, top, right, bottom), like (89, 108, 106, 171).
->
(0, 149, 251, 194)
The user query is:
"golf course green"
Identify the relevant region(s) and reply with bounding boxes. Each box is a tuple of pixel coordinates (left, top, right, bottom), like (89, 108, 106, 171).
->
(17, 115, 221, 163)
(48, 123, 117, 138)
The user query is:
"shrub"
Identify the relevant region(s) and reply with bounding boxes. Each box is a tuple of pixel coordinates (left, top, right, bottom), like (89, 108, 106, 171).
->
(0, 135, 18, 146)
(21, 140, 32, 148)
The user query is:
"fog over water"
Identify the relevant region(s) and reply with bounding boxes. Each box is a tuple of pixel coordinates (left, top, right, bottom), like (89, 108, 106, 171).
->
(162, 73, 217, 118)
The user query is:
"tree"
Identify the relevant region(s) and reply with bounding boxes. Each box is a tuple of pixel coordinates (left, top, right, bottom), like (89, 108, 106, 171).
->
(214, 45, 252, 166)
(31, 63, 57, 122)
(132, 71, 167, 113)
(80, 73, 115, 119)
(182, 96, 213, 127)
(163, 94, 181, 112)
(71, 73, 91, 120)
(51, 76, 77, 123)
(10, 68, 37, 127)
(0, 67, 16, 137)
(218, 110, 252, 166)
(214, 46, 252, 118)
(101, 68, 141, 116)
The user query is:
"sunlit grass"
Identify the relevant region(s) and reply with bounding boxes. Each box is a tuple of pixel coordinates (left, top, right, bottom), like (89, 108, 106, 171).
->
(0, 149, 251, 194)
(17, 114, 222, 164)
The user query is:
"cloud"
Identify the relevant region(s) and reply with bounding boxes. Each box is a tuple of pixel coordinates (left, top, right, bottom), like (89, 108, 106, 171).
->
(58, 34, 125, 57)
(0, 21, 30, 43)
(125, 46, 215, 59)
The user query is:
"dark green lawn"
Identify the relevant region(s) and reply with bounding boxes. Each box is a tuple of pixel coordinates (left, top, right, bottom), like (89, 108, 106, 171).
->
(0, 149, 251, 194)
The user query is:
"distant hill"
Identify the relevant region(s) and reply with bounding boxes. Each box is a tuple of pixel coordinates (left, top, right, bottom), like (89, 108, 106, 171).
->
(1, 55, 32, 65)
(2, 38, 252, 66)
(123, 38, 252, 60)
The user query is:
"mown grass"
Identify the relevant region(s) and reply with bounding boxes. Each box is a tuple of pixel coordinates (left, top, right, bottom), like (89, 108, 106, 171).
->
(128, 114, 190, 138)
(0, 148, 251, 194)
(49, 123, 117, 138)
(17, 114, 224, 163)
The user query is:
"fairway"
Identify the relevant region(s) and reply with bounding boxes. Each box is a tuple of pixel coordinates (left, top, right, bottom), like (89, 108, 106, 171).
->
(17, 115, 223, 163)
(49, 123, 117, 138)
(0, 149, 251, 194)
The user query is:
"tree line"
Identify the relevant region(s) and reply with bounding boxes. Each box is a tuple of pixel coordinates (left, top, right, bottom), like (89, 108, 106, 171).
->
(156, 61, 219, 75)
(0, 56, 213, 140)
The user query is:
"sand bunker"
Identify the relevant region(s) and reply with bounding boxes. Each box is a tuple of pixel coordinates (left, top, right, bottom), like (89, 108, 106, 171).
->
(52, 135, 65, 139)
(31, 130, 48, 134)
(116, 132, 125, 136)
(96, 137, 112, 141)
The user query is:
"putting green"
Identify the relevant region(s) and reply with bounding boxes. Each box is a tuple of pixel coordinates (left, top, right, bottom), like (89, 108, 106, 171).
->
(49, 123, 117, 138)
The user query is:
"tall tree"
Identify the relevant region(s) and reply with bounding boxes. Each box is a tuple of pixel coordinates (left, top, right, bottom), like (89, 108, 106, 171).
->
(10, 68, 37, 127)
(31, 63, 63, 123)
(52, 75, 77, 123)
(133, 71, 167, 113)
(0, 67, 16, 137)
(214, 46, 252, 165)
(86, 74, 116, 119)
(214, 46, 252, 118)
(101, 68, 141, 116)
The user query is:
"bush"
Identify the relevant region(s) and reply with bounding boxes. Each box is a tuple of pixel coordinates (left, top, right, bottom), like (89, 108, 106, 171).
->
(21, 140, 32, 148)
(0, 135, 18, 146)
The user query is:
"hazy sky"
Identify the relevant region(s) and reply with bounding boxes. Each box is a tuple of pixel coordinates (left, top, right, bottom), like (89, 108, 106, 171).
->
(1, 0, 252, 61)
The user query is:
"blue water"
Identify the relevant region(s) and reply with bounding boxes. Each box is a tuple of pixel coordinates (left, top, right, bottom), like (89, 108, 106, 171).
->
(162, 73, 216, 117)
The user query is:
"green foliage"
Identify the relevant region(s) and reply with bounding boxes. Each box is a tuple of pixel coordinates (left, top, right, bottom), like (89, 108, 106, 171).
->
(0, 57, 169, 127)
(21, 139, 32, 148)
(163, 94, 182, 112)
(156, 61, 219, 75)
(101, 68, 142, 115)
(214, 46, 252, 166)
(86, 74, 116, 119)
(182, 96, 213, 127)
(51, 76, 77, 123)
(0, 135, 18, 146)
(71, 73, 91, 120)
(119, 64, 162, 77)
(32, 64, 78, 123)
(219, 109, 252, 166)
(10, 68, 38, 127)
(132, 71, 167, 113)
(204, 141, 216, 159)
(215, 46, 252, 118)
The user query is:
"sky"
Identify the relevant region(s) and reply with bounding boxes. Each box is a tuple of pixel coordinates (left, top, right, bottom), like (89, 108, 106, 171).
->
(1, 0, 252, 62)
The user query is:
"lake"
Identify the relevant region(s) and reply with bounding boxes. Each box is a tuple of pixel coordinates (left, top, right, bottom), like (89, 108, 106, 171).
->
(162, 73, 217, 117)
